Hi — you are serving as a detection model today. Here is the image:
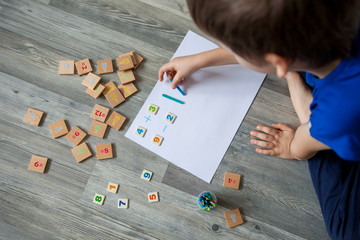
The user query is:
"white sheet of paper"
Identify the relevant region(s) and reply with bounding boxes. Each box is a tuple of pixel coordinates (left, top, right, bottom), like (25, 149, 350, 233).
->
(125, 31, 266, 183)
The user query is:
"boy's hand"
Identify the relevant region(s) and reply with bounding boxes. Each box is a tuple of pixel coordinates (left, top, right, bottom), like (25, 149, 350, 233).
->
(250, 123, 296, 159)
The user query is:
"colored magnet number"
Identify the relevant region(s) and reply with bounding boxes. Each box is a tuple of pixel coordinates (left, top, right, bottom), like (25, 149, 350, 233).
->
(118, 199, 129, 209)
(147, 104, 159, 115)
(135, 126, 146, 137)
(141, 169, 153, 181)
(93, 193, 105, 205)
(148, 192, 159, 202)
(165, 112, 177, 124)
(152, 134, 163, 146)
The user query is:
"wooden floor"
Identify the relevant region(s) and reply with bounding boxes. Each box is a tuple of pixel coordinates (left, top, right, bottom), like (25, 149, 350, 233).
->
(0, 1, 330, 239)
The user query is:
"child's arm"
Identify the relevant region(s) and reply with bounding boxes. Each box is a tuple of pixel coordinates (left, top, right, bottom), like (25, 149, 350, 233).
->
(158, 47, 237, 89)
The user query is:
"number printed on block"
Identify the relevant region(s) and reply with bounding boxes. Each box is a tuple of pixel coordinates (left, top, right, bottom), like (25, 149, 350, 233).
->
(59, 60, 75, 74)
(28, 155, 48, 173)
(97, 59, 114, 74)
(90, 104, 110, 122)
(118, 199, 129, 209)
(49, 119, 69, 138)
(93, 193, 105, 205)
(96, 143, 113, 160)
(82, 73, 101, 89)
(135, 126, 146, 137)
(75, 58, 93, 76)
(147, 104, 159, 115)
(107, 182, 119, 193)
(141, 169, 153, 181)
(71, 142, 92, 163)
(148, 192, 159, 203)
(165, 112, 177, 124)
(88, 120, 108, 138)
(106, 111, 126, 131)
(66, 126, 87, 146)
(152, 134, 164, 146)
(24, 108, 44, 126)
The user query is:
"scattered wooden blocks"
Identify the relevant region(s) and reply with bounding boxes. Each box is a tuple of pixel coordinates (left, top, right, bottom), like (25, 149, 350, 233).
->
(135, 126, 146, 137)
(117, 69, 135, 85)
(152, 134, 164, 146)
(131, 51, 144, 69)
(104, 88, 125, 108)
(118, 82, 138, 98)
(148, 192, 159, 203)
(28, 155, 48, 173)
(141, 169, 153, 181)
(75, 58, 93, 76)
(97, 59, 114, 74)
(59, 60, 75, 75)
(223, 172, 241, 190)
(49, 119, 69, 138)
(106, 111, 126, 131)
(96, 143, 113, 160)
(93, 193, 105, 205)
(90, 104, 110, 122)
(224, 208, 244, 228)
(24, 108, 44, 126)
(147, 104, 159, 115)
(103, 81, 117, 96)
(82, 73, 101, 89)
(118, 199, 129, 209)
(66, 126, 87, 146)
(165, 112, 176, 124)
(107, 182, 119, 193)
(88, 120, 108, 138)
(116, 54, 134, 71)
(71, 142, 92, 163)
(86, 83, 105, 99)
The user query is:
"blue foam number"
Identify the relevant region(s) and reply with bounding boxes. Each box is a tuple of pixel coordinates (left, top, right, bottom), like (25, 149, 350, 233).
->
(119, 200, 126, 206)
(143, 172, 151, 179)
(137, 128, 144, 135)
(167, 114, 174, 121)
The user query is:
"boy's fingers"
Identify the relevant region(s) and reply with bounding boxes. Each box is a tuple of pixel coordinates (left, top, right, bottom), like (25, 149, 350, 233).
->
(256, 125, 278, 135)
(250, 131, 274, 142)
(158, 63, 174, 81)
(256, 148, 275, 156)
(272, 123, 293, 131)
(171, 73, 183, 88)
(250, 139, 275, 149)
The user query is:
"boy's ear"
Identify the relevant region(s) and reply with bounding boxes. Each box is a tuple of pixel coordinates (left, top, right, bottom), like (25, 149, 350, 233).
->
(264, 53, 291, 78)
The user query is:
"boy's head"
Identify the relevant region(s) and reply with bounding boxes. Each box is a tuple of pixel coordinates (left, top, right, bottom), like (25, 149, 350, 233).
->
(187, 0, 360, 68)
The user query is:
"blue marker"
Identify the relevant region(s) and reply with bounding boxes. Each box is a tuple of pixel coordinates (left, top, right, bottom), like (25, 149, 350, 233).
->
(169, 78, 186, 96)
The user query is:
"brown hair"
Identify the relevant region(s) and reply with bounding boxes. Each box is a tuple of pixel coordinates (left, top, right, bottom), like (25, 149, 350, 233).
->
(187, 0, 360, 67)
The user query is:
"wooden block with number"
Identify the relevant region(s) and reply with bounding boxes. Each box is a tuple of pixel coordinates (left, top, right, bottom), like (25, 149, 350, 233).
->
(93, 193, 105, 205)
(165, 112, 177, 124)
(141, 169, 153, 181)
(148, 192, 159, 203)
(147, 104, 159, 115)
(118, 199, 129, 209)
(28, 155, 48, 173)
(103, 81, 117, 96)
(90, 104, 110, 122)
(49, 119, 69, 138)
(117, 69, 135, 85)
(82, 73, 101, 89)
(75, 58, 92, 75)
(96, 143, 113, 160)
(152, 134, 164, 146)
(135, 126, 146, 137)
(131, 51, 144, 69)
(106, 111, 126, 130)
(224, 208, 244, 228)
(88, 120, 108, 138)
(97, 59, 114, 74)
(71, 142, 92, 163)
(24, 108, 44, 126)
(116, 54, 134, 71)
(104, 88, 125, 108)
(86, 84, 105, 99)
(223, 172, 241, 190)
(66, 126, 87, 146)
(107, 182, 119, 193)
(59, 60, 75, 74)
(118, 82, 138, 98)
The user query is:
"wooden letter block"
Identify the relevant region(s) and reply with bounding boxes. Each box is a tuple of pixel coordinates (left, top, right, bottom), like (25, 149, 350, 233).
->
(104, 88, 125, 108)
(59, 60, 75, 74)
(141, 169, 153, 181)
(90, 104, 110, 122)
(24, 108, 44, 126)
(93, 193, 105, 205)
(224, 208, 244, 228)
(82, 73, 101, 89)
(117, 69, 135, 85)
(96, 143, 113, 160)
(106, 111, 126, 131)
(71, 142, 92, 163)
(28, 155, 48, 173)
(118, 199, 129, 209)
(97, 59, 114, 74)
(223, 172, 241, 190)
(107, 182, 119, 193)
(103, 81, 117, 96)
(152, 134, 164, 146)
(135, 126, 146, 137)
(165, 112, 176, 124)
(66, 126, 87, 146)
(148, 192, 159, 203)
(116, 54, 134, 71)
(131, 51, 144, 70)
(88, 120, 108, 138)
(147, 104, 159, 115)
(86, 83, 105, 99)
(75, 58, 93, 75)
(118, 82, 138, 98)
(49, 119, 69, 138)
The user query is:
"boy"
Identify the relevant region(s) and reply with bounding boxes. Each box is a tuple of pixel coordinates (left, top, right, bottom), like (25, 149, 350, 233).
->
(158, 1, 360, 239)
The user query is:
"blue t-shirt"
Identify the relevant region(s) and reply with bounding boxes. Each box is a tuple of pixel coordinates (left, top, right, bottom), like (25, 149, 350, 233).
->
(306, 32, 360, 161)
